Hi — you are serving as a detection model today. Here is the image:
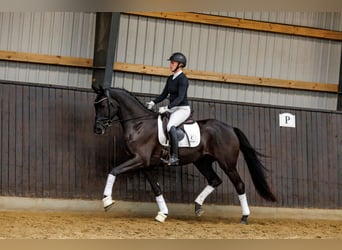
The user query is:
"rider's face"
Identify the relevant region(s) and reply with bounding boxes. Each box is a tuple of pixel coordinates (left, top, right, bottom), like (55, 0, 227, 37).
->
(169, 61, 179, 72)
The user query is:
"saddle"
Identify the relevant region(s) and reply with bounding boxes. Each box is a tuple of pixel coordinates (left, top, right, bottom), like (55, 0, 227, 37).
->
(157, 111, 201, 148)
(161, 111, 195, 141)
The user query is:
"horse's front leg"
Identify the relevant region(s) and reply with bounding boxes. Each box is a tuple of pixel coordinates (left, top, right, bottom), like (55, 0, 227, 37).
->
(143, 169, 168, 223)
(103, 156, 144, 211)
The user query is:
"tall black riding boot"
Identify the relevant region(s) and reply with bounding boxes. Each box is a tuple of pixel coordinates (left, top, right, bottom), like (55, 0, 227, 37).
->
(168, 126, 179, 166)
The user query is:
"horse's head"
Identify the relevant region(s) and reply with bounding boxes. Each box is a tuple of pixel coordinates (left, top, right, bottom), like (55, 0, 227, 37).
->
(93, 88, 119, 135)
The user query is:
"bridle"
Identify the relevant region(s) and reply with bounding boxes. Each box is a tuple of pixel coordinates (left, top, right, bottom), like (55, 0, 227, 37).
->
(94, 91, 156, 129)
(94, 89, 117, 129)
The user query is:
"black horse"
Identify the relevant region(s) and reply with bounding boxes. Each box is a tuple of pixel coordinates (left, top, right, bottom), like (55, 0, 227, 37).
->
(92, 87, 276, 224)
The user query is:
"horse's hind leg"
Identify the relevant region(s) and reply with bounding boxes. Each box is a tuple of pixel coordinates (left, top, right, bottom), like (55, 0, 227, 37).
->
(193, 156, 222, 217)
(218, 159, 250, 224)
(143, 169, 168, 223)
(228, 168, 250, 224)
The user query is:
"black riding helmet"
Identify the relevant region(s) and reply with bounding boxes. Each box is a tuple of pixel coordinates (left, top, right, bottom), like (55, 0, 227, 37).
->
(168, 52, 187, 68)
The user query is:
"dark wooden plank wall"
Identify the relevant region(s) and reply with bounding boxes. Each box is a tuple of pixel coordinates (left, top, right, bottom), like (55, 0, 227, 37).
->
(1, 80, 342, 209)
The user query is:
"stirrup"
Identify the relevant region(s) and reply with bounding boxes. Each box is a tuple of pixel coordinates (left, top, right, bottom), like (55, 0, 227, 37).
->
(160, 157, 169, 165)
(168, 156, 179, 166)
(160, 156, 179, 166)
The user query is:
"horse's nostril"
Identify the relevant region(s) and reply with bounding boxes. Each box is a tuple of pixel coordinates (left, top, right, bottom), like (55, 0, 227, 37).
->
(94, 126, 103, 134)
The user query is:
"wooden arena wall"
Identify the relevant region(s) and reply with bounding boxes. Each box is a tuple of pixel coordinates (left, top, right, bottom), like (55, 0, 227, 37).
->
(0, 12, 341, 111)
(1, 80, 342, 209)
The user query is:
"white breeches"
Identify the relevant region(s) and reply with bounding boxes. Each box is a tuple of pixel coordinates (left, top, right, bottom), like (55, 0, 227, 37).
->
(167, 106, 191, 131)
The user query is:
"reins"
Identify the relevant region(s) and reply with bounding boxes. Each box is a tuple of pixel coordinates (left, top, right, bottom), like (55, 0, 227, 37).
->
(109, 113, 157, 125)
(94, 95, 156, 126)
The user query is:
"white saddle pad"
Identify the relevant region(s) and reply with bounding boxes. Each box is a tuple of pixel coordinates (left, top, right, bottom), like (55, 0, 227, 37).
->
(157, 115, 201, 147)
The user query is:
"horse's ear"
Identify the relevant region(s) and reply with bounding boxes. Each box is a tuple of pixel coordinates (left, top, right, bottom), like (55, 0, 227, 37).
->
(104, 88, 110, 98)
(92, 84, 104, 95)
(92, 84, 99, 94)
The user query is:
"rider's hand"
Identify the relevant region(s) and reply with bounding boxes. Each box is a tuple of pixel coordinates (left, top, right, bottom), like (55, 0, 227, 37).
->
(158, 106, 169, 114)
(146, 101, 155, 110)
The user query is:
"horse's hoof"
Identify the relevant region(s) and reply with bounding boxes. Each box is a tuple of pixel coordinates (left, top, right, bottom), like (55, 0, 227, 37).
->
(195, 209, 204, 217)
(103, 196, 115, 212)
(240, 215, 248, 225)
(104, 203, 114, 212)
(195, 202, 204, 217)
(155, 211, 167, 223)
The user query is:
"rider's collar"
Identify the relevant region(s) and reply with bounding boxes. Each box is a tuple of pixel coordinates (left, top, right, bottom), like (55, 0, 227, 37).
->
(172, 70, 183, 80)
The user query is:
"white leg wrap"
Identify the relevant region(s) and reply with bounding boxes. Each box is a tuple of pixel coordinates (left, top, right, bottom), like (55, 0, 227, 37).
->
(238, 193, 250, 216)
(156, 195, 168, 215)
(195, 185, 215, 205)
(103, 174, 116, 197)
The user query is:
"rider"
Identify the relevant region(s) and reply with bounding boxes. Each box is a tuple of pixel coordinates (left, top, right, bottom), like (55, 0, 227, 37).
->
(146, 52, 191, 166)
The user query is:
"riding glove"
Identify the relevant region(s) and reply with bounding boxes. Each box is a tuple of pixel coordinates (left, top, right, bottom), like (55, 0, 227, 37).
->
(146, 101, 155, 110)
(158, 106, 169, 114)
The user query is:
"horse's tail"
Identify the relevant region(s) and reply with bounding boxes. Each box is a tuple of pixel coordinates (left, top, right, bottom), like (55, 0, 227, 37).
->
(233, 127, 277, 202)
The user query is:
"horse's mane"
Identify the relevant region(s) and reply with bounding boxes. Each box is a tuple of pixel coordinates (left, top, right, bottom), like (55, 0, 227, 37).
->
(111, 87, 157, 115)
